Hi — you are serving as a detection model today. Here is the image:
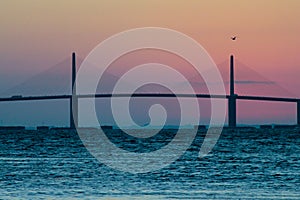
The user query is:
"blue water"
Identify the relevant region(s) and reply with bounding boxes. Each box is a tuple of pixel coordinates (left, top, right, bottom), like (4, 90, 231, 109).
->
(0, 128, 299, 199)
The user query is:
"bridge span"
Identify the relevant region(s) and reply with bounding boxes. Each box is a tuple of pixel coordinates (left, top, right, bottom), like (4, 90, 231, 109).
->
(1, 53, 299, 128)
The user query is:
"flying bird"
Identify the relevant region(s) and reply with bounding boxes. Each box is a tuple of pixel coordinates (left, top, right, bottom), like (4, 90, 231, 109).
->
(231, 36, 237, 41)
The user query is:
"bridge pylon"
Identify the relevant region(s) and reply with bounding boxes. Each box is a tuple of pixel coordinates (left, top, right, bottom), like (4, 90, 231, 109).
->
(228, 55, 237, 128)
(297, 100, 300, 126)
(70, 52, 78, 129)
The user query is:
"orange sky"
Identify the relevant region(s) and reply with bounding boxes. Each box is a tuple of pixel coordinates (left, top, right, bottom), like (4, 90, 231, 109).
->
(0, 0, 300, 94)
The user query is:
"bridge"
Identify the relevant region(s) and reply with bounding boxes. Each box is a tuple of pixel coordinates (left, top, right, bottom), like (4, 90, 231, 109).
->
(0, 53, 299, 128)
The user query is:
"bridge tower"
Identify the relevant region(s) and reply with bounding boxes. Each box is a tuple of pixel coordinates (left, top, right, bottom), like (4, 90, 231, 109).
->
(297, 100, 300, 126)
(70, 52, 78, 129)
(228, 55, 237, 128)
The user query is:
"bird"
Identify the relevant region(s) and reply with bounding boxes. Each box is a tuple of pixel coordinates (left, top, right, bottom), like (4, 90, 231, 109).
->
(231, 36, 237, 41)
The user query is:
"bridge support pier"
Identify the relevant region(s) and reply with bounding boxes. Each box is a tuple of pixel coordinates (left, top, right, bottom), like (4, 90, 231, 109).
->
(70, 52, 78, 129)
(228, 95, 237, 128)
(297, 100, 300, 126)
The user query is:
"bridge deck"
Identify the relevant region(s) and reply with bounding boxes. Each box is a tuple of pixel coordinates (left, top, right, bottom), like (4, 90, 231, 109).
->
(0, 93, 298, 102)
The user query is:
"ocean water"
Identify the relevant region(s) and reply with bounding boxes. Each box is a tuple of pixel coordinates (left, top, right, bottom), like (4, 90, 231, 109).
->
(0, 128, 299, 199)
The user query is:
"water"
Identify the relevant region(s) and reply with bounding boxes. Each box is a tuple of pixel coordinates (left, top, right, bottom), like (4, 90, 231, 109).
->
(0, 128, 299, 199)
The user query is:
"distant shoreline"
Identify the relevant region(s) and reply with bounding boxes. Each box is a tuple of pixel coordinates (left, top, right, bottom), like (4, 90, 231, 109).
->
(0, 125, 299, 132)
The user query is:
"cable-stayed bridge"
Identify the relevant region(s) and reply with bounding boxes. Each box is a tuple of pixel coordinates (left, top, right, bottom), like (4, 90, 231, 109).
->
(0, 53, 299, 128)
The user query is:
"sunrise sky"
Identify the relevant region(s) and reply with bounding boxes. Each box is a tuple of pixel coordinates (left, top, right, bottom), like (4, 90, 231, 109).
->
(0, 0, 300, 125)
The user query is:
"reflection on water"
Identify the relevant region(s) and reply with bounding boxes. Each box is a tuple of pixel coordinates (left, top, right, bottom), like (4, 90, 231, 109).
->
(0, 128, 299, 199)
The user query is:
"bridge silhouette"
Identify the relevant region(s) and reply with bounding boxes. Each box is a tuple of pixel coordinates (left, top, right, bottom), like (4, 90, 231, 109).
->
(0, 53, 299, 128)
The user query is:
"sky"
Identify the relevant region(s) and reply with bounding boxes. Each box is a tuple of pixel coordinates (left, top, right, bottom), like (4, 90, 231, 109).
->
(0, 0, 300, 126)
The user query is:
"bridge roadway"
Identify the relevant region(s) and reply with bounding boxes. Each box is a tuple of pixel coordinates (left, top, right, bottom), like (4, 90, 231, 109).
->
(0, 93, 299, 102)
